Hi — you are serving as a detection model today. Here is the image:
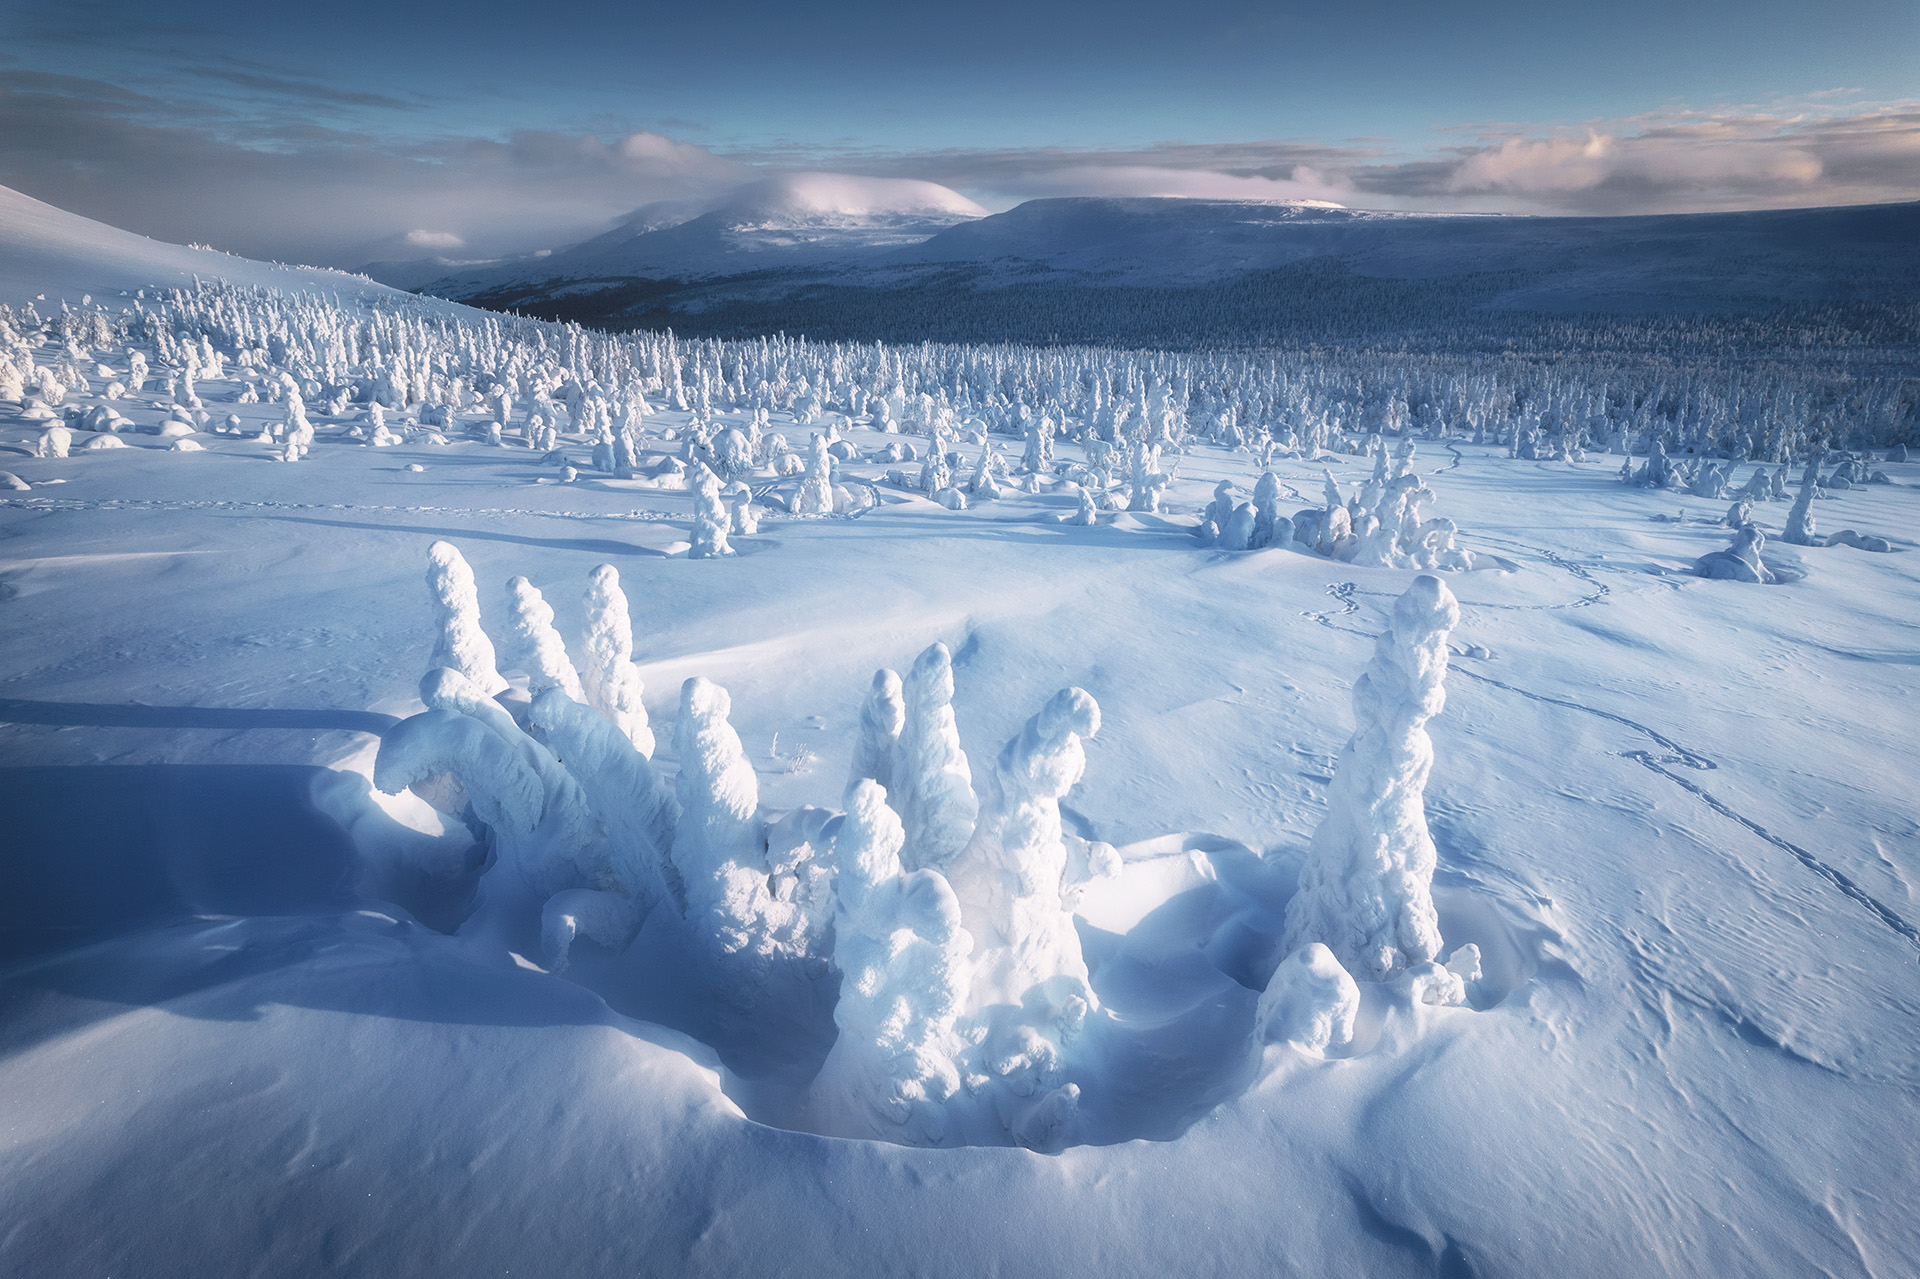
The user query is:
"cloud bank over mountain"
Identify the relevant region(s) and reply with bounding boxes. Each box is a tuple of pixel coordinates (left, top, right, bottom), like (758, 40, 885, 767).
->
(0, 53, 1913, 270)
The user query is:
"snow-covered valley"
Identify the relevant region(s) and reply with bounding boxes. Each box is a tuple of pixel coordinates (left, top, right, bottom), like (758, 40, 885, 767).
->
(2, 185, 1918, 1277)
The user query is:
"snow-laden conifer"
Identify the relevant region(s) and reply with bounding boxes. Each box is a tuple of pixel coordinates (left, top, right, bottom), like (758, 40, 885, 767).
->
(890, 642, 978, 873)
(504, 575, 586, 703)
(848, 668, 905, 798)
(809, 780, 972, 1145)
(426, 540, 506, 695)
(581, 565, 653, 757)
(1282, 575, 1459, 980)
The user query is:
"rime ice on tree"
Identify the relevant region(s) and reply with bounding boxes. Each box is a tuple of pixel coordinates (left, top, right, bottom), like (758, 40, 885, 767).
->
(581, 565, 653, 757)
(890, 643, 978, 874)
(1283, 574, 1460, 981)
(426, 540, 506, 695)
(809, 781, 972, 1145)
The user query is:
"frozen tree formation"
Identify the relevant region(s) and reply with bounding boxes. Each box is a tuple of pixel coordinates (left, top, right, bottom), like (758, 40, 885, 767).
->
(1695, 523, 1776, 583)
(426, 541, 507, 696)
(809, 781, 972, 1145)
(847, 668, 905, 797)
(689, 465, 736, 558)
(503, 576, 587, 703)
(1257, 943, 1361, 1056)
(375, 690, 606, 905)
(1781, 456, 1822, 546)
(951, 687, 1109, 1013)
(890, 643, 979, 874)
(1283, 574, 1459, 981)
(581, 565, 654, 757)
(670, 676, 772, 959)
(794, 432, 836, 516)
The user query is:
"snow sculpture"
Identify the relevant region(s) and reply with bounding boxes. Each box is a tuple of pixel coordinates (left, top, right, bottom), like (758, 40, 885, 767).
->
(848, 668, 905, 798)
(504, 576, 587, 703)
(1257, 943, 1360, 1055)
(794, 433, 836, 516)
(890, 643, 978, 874)
(1781, 457, 1821, 546)
(581, 564, 654, 757)
(689, 466, 736, 558)
(1283, 575, 1459, 981)
(951, 687, 1104, 1014)
(809, 781, 972, 1145)
(426, 541, 507, 696)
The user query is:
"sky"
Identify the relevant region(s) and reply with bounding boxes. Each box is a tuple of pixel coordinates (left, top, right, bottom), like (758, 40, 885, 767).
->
(1, 0, 1915, 266)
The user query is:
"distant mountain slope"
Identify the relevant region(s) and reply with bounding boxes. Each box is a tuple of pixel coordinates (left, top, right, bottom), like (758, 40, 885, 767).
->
(420, 195, 1920, 349)
(0, 183, 415, 307)
(387, 173, 987, 297)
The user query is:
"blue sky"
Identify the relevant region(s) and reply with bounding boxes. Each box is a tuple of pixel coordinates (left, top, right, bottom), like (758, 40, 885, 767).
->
(2, 0, 1915, 263)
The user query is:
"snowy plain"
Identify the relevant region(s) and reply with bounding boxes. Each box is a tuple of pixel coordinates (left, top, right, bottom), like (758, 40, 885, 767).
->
(2, 182, 1919, 1277)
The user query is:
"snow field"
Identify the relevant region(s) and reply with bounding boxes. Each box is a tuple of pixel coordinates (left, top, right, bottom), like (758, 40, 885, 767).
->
(2, 255, 1918, 1275)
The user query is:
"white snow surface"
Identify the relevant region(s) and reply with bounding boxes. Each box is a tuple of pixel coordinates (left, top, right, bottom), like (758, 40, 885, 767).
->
(3, 190, 1920, 1278)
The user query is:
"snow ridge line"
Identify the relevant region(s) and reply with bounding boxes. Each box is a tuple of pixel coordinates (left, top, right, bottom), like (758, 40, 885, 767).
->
(1623, 749, 1920, 954)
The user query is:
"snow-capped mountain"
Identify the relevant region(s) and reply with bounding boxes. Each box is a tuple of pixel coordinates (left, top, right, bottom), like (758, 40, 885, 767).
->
(412, 192, 1920, 346)
(381, 173, 987, 294)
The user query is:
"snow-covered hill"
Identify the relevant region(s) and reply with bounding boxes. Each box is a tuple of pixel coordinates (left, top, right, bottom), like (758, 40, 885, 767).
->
(0, 183, 415, 306)
(419, 193, 1920, 345)
(390, 173, 986, 295)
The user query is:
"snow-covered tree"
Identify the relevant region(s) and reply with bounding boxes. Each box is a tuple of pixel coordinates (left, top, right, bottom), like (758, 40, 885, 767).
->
(809, 780, 972, 1145)
(426, 540, 506, 695)
(890, 642, 978, 873)
(1282, 574, 1459, 981)
(1781, 456, 1822, 546)
(848, 668, 905, 797)
(503, 576, 587, 703)
(689, 465, 735, 558)
(1257, 943, 1360, 1056)
(950, 686, 1107, 1014)
(580, 564, 654, 756)
(794, 432, 836, 516)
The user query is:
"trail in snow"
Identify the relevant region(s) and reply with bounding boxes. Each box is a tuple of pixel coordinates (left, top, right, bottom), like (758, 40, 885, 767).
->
(1623, 749, 1920, 953)
(1299, 550, 1919, 954)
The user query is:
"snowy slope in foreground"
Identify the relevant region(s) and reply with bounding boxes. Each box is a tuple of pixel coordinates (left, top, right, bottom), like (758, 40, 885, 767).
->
(0, 183, 419, 306)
